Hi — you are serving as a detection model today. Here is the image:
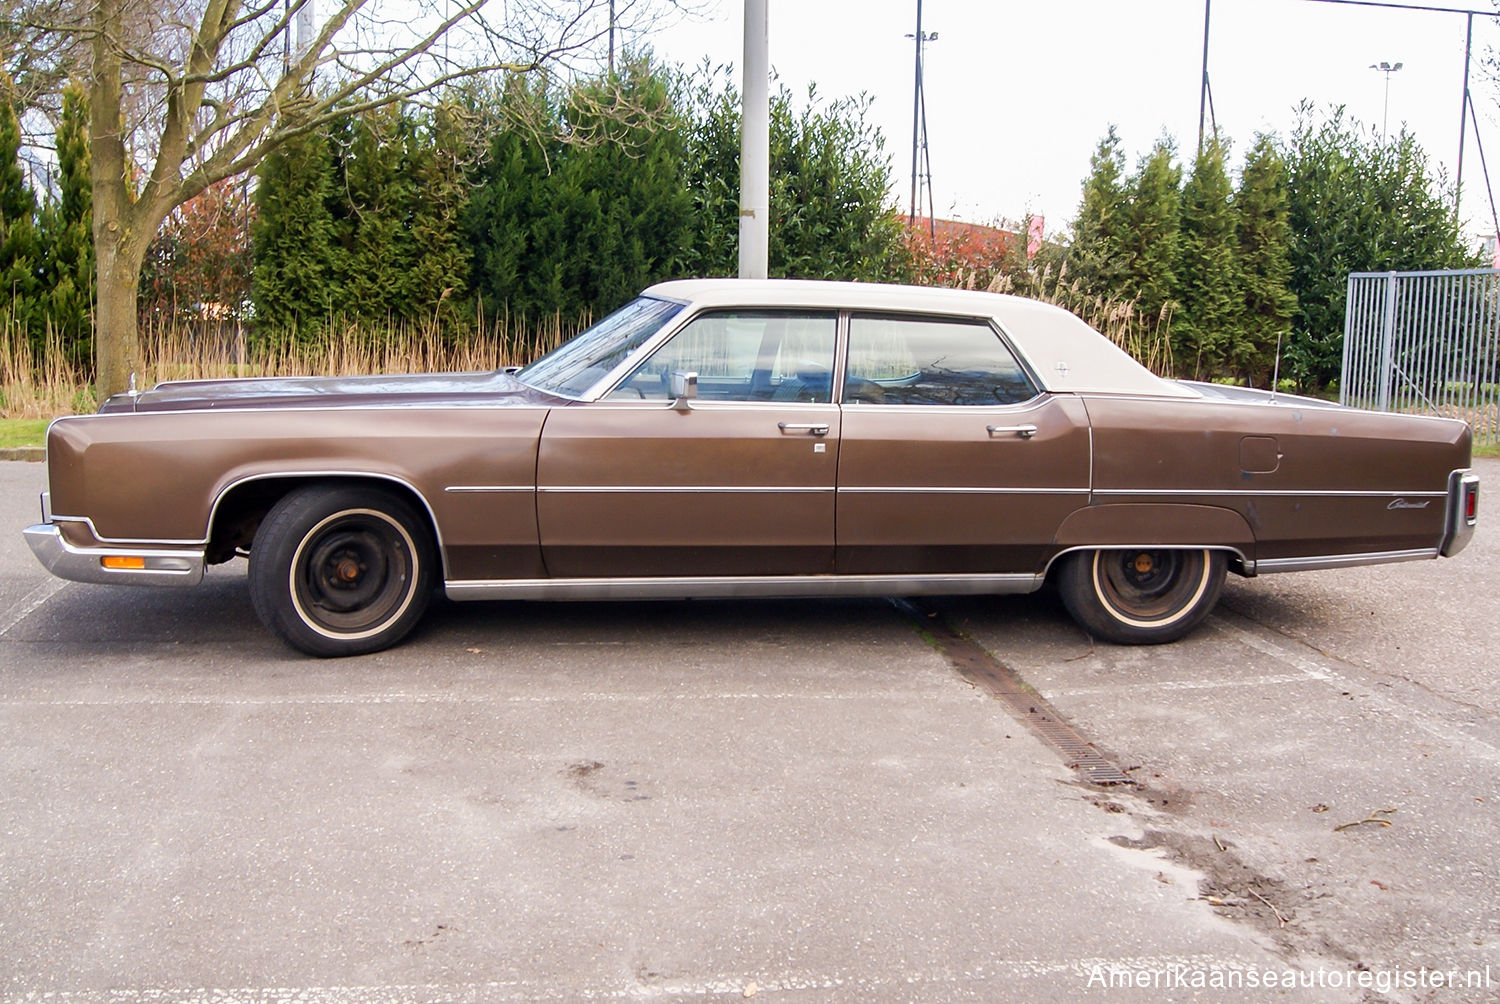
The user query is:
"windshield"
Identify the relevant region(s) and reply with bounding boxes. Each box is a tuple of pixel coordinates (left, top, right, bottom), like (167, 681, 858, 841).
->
(517, 296, 685, 398)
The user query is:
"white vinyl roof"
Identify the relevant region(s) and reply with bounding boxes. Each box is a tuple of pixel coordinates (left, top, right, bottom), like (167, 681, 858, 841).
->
(644, 279, 1199, 399)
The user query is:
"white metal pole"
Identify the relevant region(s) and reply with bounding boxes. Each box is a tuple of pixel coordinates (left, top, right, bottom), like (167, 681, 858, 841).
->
(1197, 0, 1210, 158)
(294, 0, 314, 58)
(739, 0, 770, 280)
(1456, 13, 1472, 216)
(908, 0, 922, 227)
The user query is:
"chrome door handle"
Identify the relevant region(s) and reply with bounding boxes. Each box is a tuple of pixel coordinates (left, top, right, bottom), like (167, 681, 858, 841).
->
(779, 422, 830, 436)
(986, 424, 1038, 439)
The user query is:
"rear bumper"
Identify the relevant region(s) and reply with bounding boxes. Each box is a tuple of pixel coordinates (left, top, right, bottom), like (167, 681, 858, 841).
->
(1440, 468, 1480, 558)
(24, 522, 205, 587)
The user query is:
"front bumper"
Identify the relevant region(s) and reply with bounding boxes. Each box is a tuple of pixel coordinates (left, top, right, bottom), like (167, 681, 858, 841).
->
(24, 522, 205, 587)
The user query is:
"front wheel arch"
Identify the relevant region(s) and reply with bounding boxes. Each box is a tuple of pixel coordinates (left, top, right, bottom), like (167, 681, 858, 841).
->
(247, 484, 439, 657)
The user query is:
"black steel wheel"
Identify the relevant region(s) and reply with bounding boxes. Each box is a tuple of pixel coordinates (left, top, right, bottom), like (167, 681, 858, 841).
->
(1057, 547, 1226, 645)
(249, 485, 436, 657)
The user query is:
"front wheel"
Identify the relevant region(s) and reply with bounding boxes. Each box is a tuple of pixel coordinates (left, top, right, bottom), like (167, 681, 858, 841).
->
(1056, 547, 1226, 645)
(249, 485, 436, 657)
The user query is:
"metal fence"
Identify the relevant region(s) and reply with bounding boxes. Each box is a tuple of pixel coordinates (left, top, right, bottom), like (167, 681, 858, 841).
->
(1341, 268, 1500, 445)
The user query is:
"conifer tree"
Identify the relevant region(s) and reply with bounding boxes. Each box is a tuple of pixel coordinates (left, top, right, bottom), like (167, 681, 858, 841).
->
(251, 122, 338, 336)
(677, 70, 910, 283)
(467, 59, 700, 325)
(1119, 138, 1181, 327)
(463, 76, 563, 323)
(555, 57, 692, 315)
(334, 104, 416, 324)
(769, 85, 908, 282)
(1174, 139, 1241, 379)
(462, 60, 910, 330)
(404, 102, 472, 325)
(0, 84, 41, 346)
(1068, 126, 1129, 301)
(1234, 135, 1296, 387)
(668, 74, 742, 279)
(1282, 107, 1475, 389)
(678, 68, 741, 276)
(42, 81, 94, 364)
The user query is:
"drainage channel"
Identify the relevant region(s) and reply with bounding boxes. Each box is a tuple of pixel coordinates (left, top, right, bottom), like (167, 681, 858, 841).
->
(894, 599, 1135, 787)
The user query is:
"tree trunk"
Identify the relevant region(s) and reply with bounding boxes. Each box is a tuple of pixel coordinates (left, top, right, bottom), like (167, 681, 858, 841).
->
(93, 226, 147, 401)
(89, 0, 138, 403)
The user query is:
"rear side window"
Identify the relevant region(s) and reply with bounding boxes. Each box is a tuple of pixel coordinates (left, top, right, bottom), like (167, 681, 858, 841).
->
(843, 315, 1038, 406)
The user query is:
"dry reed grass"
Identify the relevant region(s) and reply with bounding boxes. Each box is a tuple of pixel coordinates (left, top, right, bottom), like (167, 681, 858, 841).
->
(1, 312, 579, 419)
(2, 279, 1175, 422)
(0, 328, 96, 418)
(976, 264, 1177, 377)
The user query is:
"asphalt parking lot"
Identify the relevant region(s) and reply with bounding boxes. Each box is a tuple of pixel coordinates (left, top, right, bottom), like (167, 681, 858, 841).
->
(1, 458, 1496, 1002)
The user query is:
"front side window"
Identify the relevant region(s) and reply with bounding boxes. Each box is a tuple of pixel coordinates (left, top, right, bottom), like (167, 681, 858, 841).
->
(606, 311, 839, 403)
(843, 315, 1038, 406)
(517, 296, 684, 398)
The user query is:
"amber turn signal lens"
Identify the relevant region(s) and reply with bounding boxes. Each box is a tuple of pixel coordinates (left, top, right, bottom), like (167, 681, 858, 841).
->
(101, 555, 147, 570)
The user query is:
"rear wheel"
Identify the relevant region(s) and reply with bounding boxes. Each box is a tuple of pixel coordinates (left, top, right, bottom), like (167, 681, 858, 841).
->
(248, 485, 436, 657)
(1057, 547, 1226, 645)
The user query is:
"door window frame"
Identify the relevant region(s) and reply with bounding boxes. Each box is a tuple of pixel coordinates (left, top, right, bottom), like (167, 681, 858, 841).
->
(596, 308, 845, 406)
(582, 304, 1047, 409)
(838, 311, 1044, 409)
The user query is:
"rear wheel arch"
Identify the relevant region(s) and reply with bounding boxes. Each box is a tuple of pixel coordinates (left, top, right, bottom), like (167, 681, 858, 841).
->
(1053, 503, 1254, 551)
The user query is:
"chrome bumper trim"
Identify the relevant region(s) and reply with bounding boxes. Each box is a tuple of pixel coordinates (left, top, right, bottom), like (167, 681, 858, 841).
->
(1253, 548, 1438, 574)
(445, 572, 1043, 602)
(1441, 468, 1479, 557)
(24, 524, 205, 587)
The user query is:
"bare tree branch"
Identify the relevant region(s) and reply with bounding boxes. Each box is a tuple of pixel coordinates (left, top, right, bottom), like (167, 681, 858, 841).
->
(17, 0, 696, 398)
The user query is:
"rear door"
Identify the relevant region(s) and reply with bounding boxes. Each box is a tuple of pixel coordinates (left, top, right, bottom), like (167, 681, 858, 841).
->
(835, 313, 1092, 575)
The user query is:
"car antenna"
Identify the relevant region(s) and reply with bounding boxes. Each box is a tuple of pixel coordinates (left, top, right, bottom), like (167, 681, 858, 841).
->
(1269, 333, 1281, 404)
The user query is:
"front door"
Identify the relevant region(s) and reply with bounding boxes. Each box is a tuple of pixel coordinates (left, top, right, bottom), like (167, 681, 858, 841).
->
(835, 313, 1091, 575)
(537, 310, 841, 578)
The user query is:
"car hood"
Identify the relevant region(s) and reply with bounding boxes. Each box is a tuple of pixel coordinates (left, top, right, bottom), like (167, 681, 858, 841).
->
(99, 369, 563, 413)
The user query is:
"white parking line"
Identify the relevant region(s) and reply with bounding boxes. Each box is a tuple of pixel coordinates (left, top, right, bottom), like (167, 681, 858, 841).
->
(1207, 613, 1500, 761)
(0, 690, 978, 708)
(1049, 672, 1324, 698)
(1206, 615, 1338, 682)
(0, 577, 66, 638)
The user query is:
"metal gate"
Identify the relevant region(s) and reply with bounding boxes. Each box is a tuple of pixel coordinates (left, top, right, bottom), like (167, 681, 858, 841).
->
(1341, 268, 1500, 445)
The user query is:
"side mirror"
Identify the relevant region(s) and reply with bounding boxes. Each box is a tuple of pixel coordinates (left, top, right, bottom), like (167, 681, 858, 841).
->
(669, 370, 698, 410)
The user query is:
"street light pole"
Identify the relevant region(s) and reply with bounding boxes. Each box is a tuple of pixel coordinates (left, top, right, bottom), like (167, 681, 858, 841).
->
(1370, 60, 1403, 141)
(1457, 13, 1472, 215)
(1197, 0, 1211, 158)
(908, 0, 923, 229)
(739, 0, 769, 280)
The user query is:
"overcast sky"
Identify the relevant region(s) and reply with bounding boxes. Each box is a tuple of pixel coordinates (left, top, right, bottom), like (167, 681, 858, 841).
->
(644, 0, 1500, 243)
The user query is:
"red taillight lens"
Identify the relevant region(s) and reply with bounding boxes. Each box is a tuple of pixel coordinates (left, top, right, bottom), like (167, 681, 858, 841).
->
(1466, 484, 1478, 523)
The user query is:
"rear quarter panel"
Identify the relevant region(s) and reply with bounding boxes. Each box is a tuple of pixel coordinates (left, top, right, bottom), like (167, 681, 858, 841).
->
(1082, 394, 1471, 562)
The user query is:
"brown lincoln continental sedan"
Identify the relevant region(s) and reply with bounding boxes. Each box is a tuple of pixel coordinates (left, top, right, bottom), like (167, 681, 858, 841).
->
(25, 279, 1479, 656)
